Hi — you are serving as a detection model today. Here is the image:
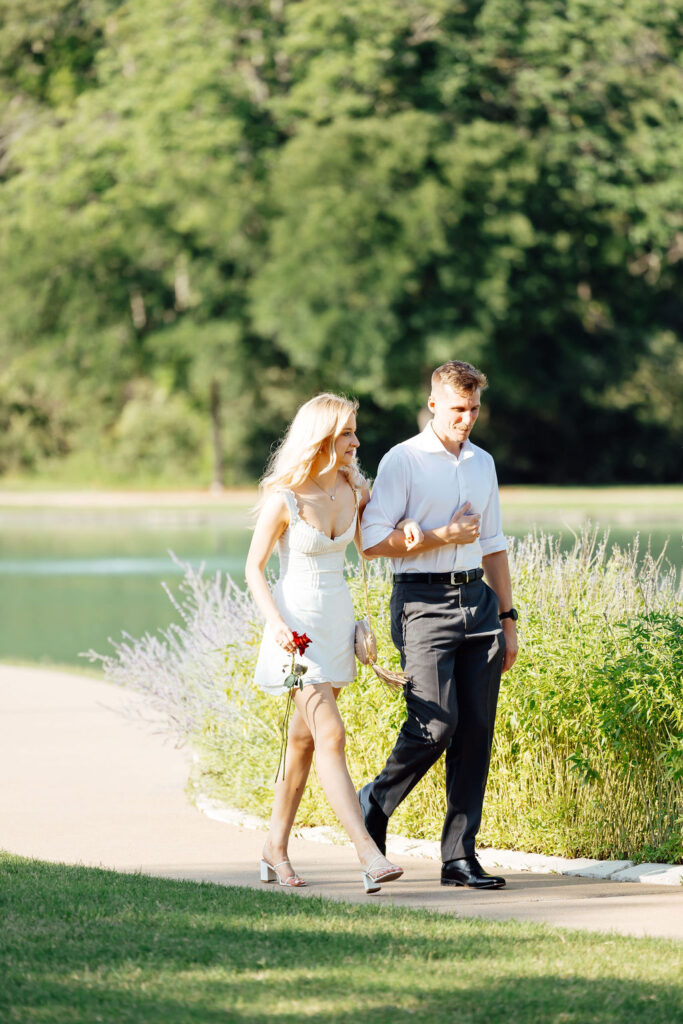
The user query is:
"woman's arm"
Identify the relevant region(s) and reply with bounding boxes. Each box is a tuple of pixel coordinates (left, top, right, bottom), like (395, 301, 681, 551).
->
(364, 503, 481, 559)
(245, 493, 297, 654)
(354, 481, 372, 555)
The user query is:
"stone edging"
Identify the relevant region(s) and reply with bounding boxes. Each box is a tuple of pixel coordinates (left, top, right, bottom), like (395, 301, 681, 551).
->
(196, 795, 683, 886)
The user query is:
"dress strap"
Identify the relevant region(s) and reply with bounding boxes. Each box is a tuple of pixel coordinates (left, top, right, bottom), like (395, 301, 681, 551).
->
(279, 488, 300, 527)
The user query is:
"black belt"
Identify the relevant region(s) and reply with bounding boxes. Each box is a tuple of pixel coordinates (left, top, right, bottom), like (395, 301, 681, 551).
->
(393, 568, 484, 586)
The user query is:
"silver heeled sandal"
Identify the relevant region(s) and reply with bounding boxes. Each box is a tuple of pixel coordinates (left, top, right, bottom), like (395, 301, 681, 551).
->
(361, 854, 403, 894)
(260, 858, 307, 888)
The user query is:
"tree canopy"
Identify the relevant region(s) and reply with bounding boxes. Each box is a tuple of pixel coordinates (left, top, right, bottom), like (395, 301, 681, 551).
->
(1, 0, 681, 483)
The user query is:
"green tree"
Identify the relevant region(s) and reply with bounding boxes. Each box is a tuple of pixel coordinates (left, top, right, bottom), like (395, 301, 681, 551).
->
(0, 0, 681, 483)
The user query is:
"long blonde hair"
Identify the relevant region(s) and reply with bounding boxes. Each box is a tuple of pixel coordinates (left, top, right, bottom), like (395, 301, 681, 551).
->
(257, 393, 365, 510)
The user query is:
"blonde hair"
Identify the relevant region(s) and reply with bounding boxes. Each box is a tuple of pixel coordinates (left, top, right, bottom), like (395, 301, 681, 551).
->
(256, 393, 364, 511)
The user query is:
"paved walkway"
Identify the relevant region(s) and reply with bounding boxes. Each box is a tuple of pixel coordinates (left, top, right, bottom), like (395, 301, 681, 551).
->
(1, 665, 681, 940)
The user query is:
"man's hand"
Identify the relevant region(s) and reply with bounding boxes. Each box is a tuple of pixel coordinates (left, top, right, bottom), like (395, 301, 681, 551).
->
(446, 502, 481, 545)
(364, 502, 480, 559)
(501, 619, 518, 673)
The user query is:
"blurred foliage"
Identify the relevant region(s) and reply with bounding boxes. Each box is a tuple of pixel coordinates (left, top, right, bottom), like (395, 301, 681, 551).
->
(1, 0, 681, 483)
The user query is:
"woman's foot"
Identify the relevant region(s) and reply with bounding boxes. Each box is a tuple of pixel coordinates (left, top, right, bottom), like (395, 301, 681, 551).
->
(361, 852, 403, 893)
(261, 844, 307, 887)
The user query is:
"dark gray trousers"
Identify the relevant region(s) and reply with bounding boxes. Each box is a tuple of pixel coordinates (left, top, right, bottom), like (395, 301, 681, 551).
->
(369, 578, 505, 861)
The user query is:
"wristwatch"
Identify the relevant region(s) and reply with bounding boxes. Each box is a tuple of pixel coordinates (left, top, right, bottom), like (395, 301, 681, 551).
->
(499, 608, 518, 621)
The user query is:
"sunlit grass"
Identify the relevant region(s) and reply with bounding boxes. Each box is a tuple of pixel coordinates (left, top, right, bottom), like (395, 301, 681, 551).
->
(1, 853, 680, 1024)
(0, 481, 681, 515)
(499, 484, 683, 510)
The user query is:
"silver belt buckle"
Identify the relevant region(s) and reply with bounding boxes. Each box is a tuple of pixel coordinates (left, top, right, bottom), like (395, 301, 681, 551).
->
(450, 571, 459, 585)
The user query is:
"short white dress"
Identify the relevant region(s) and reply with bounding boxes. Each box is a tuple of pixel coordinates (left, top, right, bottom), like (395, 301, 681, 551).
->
(254, 489, 357, 695)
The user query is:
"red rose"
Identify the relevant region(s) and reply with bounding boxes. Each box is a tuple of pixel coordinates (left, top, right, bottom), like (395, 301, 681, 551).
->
(291, 631, 312, 656)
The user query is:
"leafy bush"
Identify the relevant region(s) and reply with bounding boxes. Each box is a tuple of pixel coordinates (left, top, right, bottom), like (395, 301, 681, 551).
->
(0, 376, 72, 473)
(88, 531, 683, 863)
(109, 380, 208, 481)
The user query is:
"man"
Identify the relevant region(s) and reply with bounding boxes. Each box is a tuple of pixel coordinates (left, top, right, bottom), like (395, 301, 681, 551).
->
(360, 360, 518, 889)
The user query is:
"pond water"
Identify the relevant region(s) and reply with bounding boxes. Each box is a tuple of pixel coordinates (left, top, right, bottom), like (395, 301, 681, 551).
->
(1, 502, 680, 667)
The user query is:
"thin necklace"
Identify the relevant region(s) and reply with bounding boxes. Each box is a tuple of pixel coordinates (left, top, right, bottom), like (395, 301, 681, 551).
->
(310, 475, 337, 501)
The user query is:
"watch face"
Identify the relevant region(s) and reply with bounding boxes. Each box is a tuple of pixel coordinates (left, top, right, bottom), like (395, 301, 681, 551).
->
(501, 608, 518, 621)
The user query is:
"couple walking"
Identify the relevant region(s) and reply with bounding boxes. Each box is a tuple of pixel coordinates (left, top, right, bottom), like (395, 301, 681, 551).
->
(245, 361, 518, 894)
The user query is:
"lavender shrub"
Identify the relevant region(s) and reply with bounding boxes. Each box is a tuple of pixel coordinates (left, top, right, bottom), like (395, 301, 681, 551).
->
(85, 557, 264, 743)
(86, 530, 683, 862)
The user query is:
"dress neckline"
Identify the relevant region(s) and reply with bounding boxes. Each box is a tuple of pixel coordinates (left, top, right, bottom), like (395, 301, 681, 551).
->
(286, 488, 357, 543)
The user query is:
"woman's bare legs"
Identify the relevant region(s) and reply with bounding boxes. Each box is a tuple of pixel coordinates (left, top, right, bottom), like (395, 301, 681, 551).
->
(262, 704, 315, 884)
(292, 683, 400, 875)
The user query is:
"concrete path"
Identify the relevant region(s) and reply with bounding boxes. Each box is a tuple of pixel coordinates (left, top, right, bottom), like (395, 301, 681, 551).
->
(1, 665, 681, 941)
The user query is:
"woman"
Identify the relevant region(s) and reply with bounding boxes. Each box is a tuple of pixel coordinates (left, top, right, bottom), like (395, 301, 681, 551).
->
(245, 393, 404, 894)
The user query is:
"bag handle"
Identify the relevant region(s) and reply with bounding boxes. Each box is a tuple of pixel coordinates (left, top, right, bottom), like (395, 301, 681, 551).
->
(354, 487, 373, 624)
(353, 486, 407, 690)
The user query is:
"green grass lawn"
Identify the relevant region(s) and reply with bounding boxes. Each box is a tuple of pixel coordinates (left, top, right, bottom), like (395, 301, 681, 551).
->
(498, 485, 683, 527)
(1, 854, 680, 1024)
(0, 481, 681, 510)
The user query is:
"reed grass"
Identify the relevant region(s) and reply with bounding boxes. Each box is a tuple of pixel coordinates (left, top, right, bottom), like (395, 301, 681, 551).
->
(88, 528, 683, 863)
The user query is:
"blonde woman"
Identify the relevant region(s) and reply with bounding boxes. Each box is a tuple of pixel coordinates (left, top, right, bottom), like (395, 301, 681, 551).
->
(245, 393, 404, 894)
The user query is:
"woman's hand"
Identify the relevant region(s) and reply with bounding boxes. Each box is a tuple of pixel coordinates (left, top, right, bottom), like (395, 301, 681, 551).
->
(270, 618, 296, 655)
(398, 518, 424, 551)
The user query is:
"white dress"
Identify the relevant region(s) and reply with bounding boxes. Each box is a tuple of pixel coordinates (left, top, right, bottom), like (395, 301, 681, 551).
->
(254, 489, 357, 695)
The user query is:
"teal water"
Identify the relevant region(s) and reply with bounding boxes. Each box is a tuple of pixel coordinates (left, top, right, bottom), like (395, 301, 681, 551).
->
(0, 520, 249, 667)
(0, 514, 680, 667)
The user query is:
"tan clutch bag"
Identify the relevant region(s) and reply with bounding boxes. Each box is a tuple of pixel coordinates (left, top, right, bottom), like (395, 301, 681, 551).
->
(354, 617, 377, 664)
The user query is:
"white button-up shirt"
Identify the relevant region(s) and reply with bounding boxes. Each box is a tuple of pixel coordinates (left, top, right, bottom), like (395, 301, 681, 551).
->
(361, 420, 507, 573)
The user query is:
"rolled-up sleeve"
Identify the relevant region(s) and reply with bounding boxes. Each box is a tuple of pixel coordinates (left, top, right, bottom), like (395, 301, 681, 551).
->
(479, 458, 507, 556)
(361, 449, 408, 551)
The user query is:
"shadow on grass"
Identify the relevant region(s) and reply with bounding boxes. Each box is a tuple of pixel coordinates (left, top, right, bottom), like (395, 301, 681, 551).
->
(1, 854, 680, 1024)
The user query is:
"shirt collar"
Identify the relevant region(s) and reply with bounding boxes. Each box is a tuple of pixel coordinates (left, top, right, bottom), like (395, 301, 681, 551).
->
(414, 420, 475, 460)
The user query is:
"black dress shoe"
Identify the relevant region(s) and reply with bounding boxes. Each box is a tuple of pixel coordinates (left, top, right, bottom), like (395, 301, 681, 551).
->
(441, 856, 506, 889)
(357, 784, 388, 856)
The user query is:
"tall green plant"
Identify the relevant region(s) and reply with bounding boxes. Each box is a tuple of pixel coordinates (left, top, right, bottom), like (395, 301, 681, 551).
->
(161, 529, 683, 863)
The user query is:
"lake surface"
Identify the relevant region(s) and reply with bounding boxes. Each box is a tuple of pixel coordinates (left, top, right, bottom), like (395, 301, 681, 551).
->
(1, 497, 680, 667)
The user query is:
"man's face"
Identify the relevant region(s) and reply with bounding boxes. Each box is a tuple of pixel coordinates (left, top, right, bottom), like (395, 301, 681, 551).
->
(428, 383, 481, 447)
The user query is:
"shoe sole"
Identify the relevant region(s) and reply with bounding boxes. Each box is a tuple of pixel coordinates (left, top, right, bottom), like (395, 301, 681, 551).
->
(440, 878, 506, 889)
(371, 868, 403, 884)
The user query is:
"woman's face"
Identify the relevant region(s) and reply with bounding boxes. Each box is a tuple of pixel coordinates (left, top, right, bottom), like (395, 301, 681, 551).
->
(333, 413, 359, 467)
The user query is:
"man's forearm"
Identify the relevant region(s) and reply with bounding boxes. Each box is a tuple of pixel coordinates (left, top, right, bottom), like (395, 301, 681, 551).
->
(481, 550, 513, 610)
(364, 524, 456, 559)
(482, 549, 518, 673)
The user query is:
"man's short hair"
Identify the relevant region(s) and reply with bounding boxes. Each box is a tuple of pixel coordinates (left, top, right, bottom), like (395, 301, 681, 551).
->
(432, 360, 488, 394)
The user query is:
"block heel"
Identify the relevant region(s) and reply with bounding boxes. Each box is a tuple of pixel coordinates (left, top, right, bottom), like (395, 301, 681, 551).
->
(361, 854, 403, 895)
(362, 870, 382, 894)
(259, 858, 307, 887)
(260, 859, 277, 883)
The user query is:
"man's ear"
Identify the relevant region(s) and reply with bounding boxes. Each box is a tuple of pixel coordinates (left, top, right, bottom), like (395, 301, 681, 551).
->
(427, 393, 436, 411)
